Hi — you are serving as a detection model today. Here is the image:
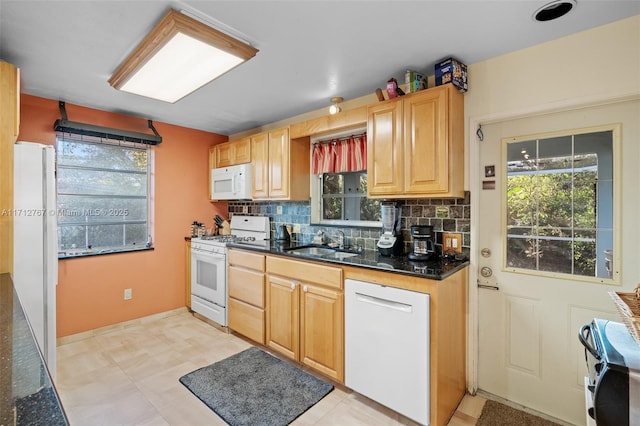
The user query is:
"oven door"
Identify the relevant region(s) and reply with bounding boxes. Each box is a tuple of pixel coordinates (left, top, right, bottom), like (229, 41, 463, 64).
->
(191, 247, 226, 308)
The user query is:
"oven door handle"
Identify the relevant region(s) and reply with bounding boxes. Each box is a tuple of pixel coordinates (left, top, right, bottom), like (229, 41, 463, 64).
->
(579, 323, 600, 360)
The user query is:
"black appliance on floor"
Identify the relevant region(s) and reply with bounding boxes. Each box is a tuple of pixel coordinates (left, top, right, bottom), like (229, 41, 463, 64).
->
(579, 318, 640, 426)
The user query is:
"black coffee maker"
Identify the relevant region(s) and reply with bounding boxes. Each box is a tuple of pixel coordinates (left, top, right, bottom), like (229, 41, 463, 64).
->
(408, 225, 435, 261)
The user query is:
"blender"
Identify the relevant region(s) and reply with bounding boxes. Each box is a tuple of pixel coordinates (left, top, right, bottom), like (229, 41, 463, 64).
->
(407, 225, 435, 261)
(377, 203, 404, 256)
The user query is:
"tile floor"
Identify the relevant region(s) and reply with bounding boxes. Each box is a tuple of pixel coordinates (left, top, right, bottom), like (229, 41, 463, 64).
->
(56, 309, 486, 425)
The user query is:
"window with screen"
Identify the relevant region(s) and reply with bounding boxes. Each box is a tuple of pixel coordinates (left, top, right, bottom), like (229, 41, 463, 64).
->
(56, 136, 152, 256)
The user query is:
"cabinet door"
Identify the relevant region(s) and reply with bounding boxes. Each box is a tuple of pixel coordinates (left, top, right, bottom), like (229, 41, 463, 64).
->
(185, 240, 191, 309)
(208, 147, 216, 201)
(251, 132, 269, 199)
(300, 283, 344, 381)
(0, 61, 18, 274)
(228, 266, 265, 308)
(267, 127, 290, 199)
(228, 298, 265, 344)
(404, 88, 449, 194)
(266, 274, 299, 360)
(233, 137, 251, 164)
(216, 142, 234, 168)
(367, 100, 403, 196)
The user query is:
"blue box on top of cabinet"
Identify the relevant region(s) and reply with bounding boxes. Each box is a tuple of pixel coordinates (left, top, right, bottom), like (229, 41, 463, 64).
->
(435, 57, 468, 93)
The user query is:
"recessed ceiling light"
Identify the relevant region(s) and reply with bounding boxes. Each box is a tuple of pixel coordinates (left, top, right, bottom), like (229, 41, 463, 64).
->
(533, 0, 576, 22)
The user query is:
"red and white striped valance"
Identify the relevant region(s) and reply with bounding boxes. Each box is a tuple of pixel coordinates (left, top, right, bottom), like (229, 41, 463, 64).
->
(311, 133, 367, 174)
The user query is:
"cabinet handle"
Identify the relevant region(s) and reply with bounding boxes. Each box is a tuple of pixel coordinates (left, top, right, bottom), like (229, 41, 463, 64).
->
(290, 282, 296, 290)
(303, 285, 308, 292)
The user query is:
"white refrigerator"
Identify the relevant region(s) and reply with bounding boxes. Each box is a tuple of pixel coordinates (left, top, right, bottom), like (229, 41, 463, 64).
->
(13, 141, 58, 379)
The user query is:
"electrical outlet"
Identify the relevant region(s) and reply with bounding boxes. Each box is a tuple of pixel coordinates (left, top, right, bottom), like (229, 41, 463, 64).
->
(276, 206, 283, 215)
(124, 288, 132, 300)
(293, 224, 301, 233)
(442, 233, 462, 253)
(241, 205, 248, 214)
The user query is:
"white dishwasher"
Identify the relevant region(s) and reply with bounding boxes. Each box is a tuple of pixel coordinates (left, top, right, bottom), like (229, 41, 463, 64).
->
(345, 279, 430, 425)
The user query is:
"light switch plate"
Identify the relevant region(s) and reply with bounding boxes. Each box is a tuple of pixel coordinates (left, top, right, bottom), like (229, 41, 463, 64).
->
(442, 232, 462, 253)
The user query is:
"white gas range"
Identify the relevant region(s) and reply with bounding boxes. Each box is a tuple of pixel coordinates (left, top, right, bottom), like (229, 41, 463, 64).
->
(190, 216, 270, 327)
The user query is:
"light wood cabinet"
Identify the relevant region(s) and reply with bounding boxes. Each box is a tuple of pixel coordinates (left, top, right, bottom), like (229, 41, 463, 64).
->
(367, 84, 464, 198)
(0, 61, 19, 274)
(251, 127, 310, 200)
(289, 106, 367, 139)
(208, 147, 216, 201)
(265, 274, 299, 359)
(266, 256, 344, 381)
(228, 249, 266, 344)
(250, 132, 269, 199)
(215, 138, 251, 168)
(185, 240, 191, 309)
(367, 100, 404, 195)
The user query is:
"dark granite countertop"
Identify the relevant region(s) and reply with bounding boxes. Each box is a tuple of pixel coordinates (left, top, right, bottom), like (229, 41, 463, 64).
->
(226, 241, 469, 280)
(1, 273, 68, 426)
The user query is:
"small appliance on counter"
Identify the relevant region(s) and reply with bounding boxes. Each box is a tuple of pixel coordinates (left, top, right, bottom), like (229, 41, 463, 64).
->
(377, 203, 403, 256)
(276, 224, 290, 242)
(408, 225, 435, 261)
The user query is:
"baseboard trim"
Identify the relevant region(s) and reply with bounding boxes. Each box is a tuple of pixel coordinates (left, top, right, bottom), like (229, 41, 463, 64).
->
(57, 307, 189, 346)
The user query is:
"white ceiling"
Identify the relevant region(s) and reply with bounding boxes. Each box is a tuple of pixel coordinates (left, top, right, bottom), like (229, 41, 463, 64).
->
(1, 1, 638, 136)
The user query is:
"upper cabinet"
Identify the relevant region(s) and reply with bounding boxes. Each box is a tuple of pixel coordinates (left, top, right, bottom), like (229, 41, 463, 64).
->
(289, 106, 367, 139)
(251, 127, 310, 201)
(214, 138, 251, 168)
(367, 85, 464, 198)
(0, 61, 19, 274)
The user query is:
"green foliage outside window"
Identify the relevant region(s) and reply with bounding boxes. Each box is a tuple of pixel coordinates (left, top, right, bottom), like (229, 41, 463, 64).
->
(321, 172, 380, 223)
(505, 129, 613, 279)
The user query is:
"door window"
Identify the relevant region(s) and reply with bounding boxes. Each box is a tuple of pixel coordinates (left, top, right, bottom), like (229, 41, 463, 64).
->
(504, 126, 617, 281)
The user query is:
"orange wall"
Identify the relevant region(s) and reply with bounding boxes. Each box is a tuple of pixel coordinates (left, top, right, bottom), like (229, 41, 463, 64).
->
(18, 95, 229, 337)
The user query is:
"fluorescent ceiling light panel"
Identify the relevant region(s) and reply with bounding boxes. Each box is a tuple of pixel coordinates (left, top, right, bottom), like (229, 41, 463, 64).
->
(109, 9, 258, 103)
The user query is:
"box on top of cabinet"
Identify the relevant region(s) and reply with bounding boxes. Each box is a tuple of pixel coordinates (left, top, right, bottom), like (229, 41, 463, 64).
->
(405, 69, 426, 93)
(435, 57, 468, 93)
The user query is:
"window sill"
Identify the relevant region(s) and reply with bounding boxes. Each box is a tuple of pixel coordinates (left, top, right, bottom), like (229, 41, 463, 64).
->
(58, 246, 154, 259)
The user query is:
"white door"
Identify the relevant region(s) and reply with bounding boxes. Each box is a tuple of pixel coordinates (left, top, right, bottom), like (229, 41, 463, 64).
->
(476, 99, 639, 424)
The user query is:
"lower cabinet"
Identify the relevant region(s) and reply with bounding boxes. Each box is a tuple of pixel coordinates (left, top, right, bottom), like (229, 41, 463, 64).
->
(185, 239, 191, 309)
(266, 256, 344, 382)
(228, 249, 266, 344)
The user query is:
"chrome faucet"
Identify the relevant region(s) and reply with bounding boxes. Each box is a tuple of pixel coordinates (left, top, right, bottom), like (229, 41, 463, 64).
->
(336, 230, 345, 249)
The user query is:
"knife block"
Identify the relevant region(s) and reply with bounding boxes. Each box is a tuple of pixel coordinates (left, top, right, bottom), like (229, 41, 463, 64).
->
(220, 220, 231, 235)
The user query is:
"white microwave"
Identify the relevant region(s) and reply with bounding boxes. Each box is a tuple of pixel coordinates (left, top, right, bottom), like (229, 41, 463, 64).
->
(211, 163, 253, 200)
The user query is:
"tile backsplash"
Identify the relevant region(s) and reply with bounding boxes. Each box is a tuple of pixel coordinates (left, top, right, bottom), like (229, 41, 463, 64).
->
(228, 191, 470, 256)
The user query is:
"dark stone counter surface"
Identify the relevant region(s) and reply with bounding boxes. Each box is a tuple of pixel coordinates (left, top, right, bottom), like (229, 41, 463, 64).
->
(1, 273, 68, 426)
(226, 240, 469, 280)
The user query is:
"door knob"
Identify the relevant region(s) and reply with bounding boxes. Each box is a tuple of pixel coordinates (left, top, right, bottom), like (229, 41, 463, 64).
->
(480, 266, 493, 277)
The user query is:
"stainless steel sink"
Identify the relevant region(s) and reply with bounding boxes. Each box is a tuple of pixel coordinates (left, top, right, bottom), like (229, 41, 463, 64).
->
(330, 251, 359, 259)
(285, 246, 336, 256)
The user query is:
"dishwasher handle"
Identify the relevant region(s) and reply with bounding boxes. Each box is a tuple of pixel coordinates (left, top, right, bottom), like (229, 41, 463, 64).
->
(355, 292, 412, 313)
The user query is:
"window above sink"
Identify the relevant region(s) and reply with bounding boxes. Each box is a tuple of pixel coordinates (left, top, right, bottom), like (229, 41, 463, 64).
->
(309, 127, 381, 228)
